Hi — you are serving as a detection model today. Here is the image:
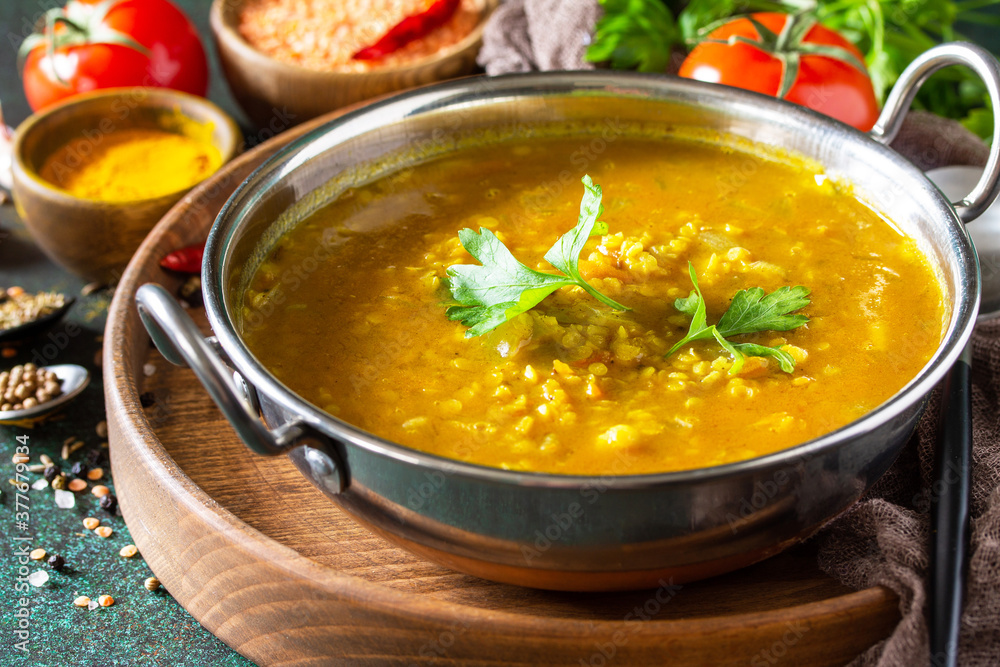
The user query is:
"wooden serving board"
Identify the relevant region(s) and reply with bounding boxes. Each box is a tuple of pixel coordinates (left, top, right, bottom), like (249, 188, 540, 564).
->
(105, 111, 901, 666)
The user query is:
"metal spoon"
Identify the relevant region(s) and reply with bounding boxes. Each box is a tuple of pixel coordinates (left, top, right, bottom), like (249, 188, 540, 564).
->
(0, 297, 75, 345)
(0, 364, 90, 423)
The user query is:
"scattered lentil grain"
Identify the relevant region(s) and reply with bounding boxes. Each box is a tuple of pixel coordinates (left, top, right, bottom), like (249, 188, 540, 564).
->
(74, 596, 90, 607)
(68, 478, 87, 492)
(94, 526, 113, 538)
(29, 548, 46, 560)
(91, 485, 110, 497)
(11, 452, 29, 464)
(98, 595, 114, 607)
(1, 348, 14, 358)
(86, 467, 103, 481)
(119, 544, 138, 558)
(83, 517, 100, 530)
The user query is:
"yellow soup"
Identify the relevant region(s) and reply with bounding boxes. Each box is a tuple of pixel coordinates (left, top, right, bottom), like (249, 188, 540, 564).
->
(241, 134, 946, 475)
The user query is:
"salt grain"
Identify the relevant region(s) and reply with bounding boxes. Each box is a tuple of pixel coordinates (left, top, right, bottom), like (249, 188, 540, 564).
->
(54, 489, 76, 508)
(31, 478, 48, 490)
(27, 570, 49, 587)
(88, 599, 99, 611)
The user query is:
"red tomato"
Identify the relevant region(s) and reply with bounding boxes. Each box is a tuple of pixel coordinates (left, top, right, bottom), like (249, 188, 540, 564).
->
(678, 13, 879, 131)
(21, 0, 208, 112)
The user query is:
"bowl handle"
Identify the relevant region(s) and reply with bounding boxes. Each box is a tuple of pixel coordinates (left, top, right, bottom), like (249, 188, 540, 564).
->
(135, 283, 345, 493)
(868, 41, 1000, 224)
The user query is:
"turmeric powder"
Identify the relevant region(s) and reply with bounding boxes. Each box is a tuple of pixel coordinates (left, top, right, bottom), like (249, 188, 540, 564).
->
(39, 128, 221, 202)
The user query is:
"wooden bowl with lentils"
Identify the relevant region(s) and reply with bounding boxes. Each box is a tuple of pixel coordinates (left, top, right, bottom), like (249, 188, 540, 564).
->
(210, 0, 499, 128)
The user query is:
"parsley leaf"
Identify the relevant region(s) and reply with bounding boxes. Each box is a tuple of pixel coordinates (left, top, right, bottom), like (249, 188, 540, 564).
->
(666, 262, 810, 374)
(585, 0, 679, 72)
(445, 176, 629, 338)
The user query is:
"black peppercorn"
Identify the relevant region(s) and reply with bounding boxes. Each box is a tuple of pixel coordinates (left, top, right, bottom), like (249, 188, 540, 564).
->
(99, 493, 118, 515)
(70, 461, 89, 478)
(47, 554, 65, 571)
(42, 465, 61, 482)
(139, 391, 155, 408)
(85, 448, 104, 467)
(178, 275, 203, 307)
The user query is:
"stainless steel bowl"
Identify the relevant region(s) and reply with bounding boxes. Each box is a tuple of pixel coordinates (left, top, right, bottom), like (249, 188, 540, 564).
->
(137, 43, 1000, 591)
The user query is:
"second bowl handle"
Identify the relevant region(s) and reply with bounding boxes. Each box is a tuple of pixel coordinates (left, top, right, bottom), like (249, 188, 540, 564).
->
(136, 282, 302, 455)
(868, 41, 1000, 224)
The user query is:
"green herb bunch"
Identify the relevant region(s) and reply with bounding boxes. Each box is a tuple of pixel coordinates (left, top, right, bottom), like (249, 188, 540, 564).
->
(586, 0, 1000, 138)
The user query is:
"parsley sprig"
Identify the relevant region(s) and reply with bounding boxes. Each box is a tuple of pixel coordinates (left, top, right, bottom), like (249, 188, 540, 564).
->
(445, 175, 629, 338)
(666, 262, 810, 373)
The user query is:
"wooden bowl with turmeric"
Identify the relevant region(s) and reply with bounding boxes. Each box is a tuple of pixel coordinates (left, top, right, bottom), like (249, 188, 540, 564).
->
(210, 0, 498, 128)
(12, 88, 242, 283)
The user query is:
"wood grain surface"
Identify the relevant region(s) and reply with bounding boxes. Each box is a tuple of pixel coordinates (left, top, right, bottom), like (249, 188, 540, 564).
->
(105, 108, 901, 666)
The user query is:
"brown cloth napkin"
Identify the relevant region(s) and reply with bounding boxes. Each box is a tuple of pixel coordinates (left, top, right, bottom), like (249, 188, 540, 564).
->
(480, 3, 997, 666)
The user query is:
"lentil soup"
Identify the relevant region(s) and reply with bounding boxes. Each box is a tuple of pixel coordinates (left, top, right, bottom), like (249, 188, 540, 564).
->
(240, 135, 946, 475)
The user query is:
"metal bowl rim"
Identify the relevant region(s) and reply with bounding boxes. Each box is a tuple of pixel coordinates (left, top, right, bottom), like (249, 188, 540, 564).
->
(202, 70, 980, 488)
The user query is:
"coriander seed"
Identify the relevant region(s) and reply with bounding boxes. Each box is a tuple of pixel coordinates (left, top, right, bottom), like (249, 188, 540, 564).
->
(94, 526, 113, 538)
(50, 474, 68, 490)
(74, 596, 90, 607)
(119, 544, 138, 558)
(29, 548, 46, 560)
(144, 577, 160, 592)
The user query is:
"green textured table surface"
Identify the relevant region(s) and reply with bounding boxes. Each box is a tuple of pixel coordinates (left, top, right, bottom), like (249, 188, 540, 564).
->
(0, 1, 255, 665)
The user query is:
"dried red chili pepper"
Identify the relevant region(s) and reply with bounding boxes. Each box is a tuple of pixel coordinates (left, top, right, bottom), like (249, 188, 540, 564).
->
(352, 0, 460, 61)
(159, 243, 204, 274)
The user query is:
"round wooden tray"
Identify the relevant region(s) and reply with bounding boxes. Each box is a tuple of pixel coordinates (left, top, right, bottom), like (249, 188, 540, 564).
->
(105, 111, 901, 666)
